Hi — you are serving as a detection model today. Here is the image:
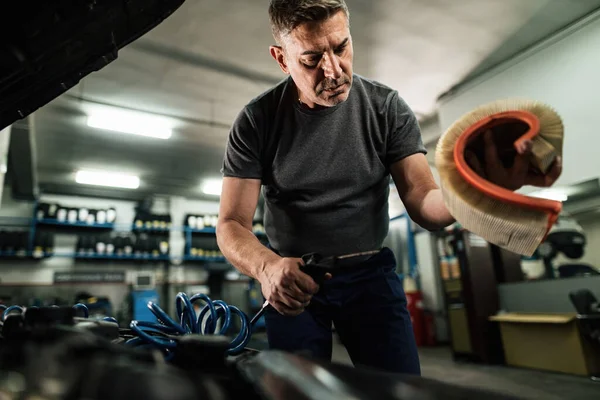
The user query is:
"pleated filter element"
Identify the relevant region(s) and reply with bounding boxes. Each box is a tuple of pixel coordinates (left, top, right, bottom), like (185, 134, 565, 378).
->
(435, 99, 564, 257)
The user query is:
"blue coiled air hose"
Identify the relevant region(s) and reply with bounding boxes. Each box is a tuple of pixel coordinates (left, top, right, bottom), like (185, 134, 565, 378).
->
(126, 292, 252, 356)
(1, 295, 256, 357)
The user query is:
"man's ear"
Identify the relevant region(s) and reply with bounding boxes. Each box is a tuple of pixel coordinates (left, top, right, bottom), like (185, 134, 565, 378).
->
(270, 45, 289, 74)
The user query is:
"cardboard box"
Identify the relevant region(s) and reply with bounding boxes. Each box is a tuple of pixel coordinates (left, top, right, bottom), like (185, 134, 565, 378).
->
(489, 313, 600, 376)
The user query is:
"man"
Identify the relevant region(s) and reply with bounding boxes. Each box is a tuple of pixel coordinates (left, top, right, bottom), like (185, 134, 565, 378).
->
(217, 0, 561, 374)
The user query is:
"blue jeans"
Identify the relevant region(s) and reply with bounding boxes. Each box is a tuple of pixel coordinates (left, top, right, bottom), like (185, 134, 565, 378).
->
(264, 247, 421, 375)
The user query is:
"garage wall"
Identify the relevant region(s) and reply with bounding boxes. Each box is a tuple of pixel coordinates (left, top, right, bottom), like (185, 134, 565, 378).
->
(573, 213, 600, 268)
(499, 275, 600, 313)
(436, 11, 600, 189)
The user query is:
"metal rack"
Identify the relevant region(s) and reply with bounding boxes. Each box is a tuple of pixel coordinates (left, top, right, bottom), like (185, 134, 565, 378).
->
(0, 215, 268, 264)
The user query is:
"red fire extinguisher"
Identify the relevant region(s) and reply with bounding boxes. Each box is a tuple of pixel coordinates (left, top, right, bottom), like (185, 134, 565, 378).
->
(405, 290, 425, 347)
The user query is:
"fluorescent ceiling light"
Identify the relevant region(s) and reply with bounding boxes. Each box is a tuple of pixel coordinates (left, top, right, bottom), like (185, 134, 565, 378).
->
(202, 179, 222, 196)
(87, 109, 172, 139)
(529, 189, 568, 202)
(76, 170, 140, 189)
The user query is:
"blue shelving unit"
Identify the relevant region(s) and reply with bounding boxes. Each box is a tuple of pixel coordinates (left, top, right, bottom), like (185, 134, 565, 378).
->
(182, 227, 266, 264)
(36, 219, 115, 229)
(132, 226, 171, 233)
(68, 253, 171, 261)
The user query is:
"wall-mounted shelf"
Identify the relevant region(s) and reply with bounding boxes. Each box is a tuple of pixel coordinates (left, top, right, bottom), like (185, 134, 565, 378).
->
(36, 219, 115, 229)
(0, 251, 52, 260)
(0, 214, 266, 265)
(0, 251, 35, 259)
(69, 253, 170, 261)
(132, 226, 171, 233)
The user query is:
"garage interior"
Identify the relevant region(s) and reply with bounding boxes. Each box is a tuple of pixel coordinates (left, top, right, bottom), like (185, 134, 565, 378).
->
(1, 1, 600, 399)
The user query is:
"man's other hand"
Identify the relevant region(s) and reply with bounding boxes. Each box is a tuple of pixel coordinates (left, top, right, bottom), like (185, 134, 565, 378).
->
(259, 257, 319, 316)
(465, 130, 562, 191)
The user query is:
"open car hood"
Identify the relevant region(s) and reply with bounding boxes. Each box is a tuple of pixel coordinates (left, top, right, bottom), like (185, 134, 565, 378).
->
(0, 0, 185, 131)
(237, 351, 521, 400)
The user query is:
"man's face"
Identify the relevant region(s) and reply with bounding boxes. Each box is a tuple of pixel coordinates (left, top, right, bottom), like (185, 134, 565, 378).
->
(271, 10, 353, 108)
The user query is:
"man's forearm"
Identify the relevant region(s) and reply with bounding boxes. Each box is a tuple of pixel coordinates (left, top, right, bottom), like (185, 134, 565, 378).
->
(216, 220, 280, 280)
(417, 188, 455, 231)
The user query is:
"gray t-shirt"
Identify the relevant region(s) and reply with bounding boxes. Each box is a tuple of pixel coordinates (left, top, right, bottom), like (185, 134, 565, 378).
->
(222, 74, 426, 257)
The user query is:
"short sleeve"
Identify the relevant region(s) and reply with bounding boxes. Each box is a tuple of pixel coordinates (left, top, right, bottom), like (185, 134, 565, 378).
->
(221, 107, 263, 179)
(385, 92, 427, 166)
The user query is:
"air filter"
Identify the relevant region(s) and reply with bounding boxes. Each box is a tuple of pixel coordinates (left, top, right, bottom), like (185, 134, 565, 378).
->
(435, 99, 564, 256)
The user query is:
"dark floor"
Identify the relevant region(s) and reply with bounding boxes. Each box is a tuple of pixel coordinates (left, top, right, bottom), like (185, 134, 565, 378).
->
(330, 336, 599, 400)
(248, 333, 598, 398)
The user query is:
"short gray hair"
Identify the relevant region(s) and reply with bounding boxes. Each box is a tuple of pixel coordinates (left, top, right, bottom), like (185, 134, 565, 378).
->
(269, 0, 350, 43)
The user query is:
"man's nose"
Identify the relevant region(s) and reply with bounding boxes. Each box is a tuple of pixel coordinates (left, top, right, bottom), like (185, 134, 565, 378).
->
(321, 52, 343, 80)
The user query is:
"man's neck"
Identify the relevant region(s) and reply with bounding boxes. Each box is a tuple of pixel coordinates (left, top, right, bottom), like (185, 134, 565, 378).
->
(296, 87, 328, 111)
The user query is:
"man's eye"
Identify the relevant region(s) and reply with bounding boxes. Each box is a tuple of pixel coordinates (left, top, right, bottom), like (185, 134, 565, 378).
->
(303, 57, 320, 67)
(335, 45, 346, 54)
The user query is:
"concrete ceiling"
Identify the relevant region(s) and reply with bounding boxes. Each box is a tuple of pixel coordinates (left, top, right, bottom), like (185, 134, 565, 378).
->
(22, 0, 600, 201)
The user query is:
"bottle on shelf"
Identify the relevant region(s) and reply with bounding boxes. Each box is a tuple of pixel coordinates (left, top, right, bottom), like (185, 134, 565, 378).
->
(96, 236, 107, 255)
(86, 210, 97, 225)
(106, 208, 117, 224)
(33, 232, 47, 259)
(0, 230, 33, 257)
(16, 232, 28, 257)
(48, 204, 58, 220)
(151, 237, 160, 258)
(44, 233, 55, 257)
(76, 235, 85, 256)
(449, 255, 461, 279)
(36, 203, 49, 220)
(134, 213, 145, 230)
(96, 209, 107, 225)
(57, 207, 68, 222)
(159, 238, 169, 256)
(86, 236, 96, 256)
(106, 237, 115, 256)
(36, 203, 59, 220)
(67, 208, 78, 224)
(78, 208, 89, 223)
(123, 236, 134, 256)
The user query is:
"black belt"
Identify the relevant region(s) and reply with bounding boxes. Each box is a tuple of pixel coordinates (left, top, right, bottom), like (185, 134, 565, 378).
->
(249, 248, 383, 326)
(269, 247, 384, 282)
